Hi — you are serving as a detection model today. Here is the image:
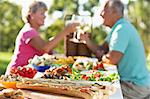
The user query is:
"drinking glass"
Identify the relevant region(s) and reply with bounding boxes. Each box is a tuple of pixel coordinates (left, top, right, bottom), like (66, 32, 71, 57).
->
(69, 15, 82, 43)
(65, 14, 92, 43)
(75, 15, 92, 43)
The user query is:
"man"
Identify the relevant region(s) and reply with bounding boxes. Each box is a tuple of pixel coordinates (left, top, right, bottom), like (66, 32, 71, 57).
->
(80, 0, 150, 99)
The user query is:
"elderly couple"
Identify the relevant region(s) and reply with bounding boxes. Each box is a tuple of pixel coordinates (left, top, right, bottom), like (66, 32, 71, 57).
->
(6, 0, 150, 99)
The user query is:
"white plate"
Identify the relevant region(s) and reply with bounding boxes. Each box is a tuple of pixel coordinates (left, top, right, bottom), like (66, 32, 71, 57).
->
(103, 64, 117, 72)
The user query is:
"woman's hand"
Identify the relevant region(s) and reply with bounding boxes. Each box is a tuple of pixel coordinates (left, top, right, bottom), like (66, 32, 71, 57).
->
(63, 22, 80, 35)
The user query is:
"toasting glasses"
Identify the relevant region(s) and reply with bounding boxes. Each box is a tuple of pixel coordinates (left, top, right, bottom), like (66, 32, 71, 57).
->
(65, 14, 92, 43)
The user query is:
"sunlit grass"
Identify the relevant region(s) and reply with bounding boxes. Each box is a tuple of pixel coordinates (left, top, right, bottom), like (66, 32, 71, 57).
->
(0, 52, 13, 75)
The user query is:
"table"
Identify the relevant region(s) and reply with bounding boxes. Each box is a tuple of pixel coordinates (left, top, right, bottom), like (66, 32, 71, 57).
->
(110, 81, 124, 99)
(29, 64, 124, 99)
(0, 58, 124, 99)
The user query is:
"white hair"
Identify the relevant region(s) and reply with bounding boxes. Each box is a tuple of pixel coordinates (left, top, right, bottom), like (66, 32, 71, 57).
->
(22, 1, 47, 23)
(109, 0, 124, 17)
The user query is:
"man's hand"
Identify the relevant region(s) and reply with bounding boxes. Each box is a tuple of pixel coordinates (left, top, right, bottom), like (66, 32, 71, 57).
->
(95, 50, 105, 60)
(80, 32, 91, 43)
(102, 54, 111, 64)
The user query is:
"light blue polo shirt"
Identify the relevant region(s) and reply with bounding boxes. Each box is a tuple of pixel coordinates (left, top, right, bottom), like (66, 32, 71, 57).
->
(105, 18, 150, 86)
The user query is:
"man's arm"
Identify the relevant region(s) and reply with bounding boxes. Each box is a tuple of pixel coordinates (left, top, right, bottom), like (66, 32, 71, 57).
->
(80, 33, 109, 60)
(102, 50, 123, 65)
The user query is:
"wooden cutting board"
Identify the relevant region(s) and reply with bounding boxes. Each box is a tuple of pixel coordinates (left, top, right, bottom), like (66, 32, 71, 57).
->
(0, 83, 81, 99)
(22, 90, 82, 99)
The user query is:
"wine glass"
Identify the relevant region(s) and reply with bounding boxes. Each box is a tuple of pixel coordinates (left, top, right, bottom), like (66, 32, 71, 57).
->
(76, 16, 92, 43)
(65, 15, 92, 43)
(82, 16, 92, 32)
(69, 15, 83, 43)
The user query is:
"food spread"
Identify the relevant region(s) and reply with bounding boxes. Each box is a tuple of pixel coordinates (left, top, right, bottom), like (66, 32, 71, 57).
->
(0, 54, 120, 99)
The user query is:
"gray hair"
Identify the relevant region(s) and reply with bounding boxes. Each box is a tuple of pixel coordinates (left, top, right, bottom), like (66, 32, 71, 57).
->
(22, 1, 47, 23)
(108, 0, 124, 17)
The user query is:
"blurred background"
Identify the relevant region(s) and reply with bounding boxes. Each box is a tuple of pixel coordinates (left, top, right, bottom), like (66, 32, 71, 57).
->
(0, 0, 150, 75)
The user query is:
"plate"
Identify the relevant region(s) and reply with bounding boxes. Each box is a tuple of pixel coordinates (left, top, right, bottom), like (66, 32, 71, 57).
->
(33, 65, 50, 72)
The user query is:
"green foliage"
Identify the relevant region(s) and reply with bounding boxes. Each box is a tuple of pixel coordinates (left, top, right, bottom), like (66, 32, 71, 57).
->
(0, 1, 23, 52)
(45, 19, 65, 53)
(83, 0, 99, 16)
(91, 26, 106, 45)
(0, 52, 12, 75)
(49, 0, 78, 15)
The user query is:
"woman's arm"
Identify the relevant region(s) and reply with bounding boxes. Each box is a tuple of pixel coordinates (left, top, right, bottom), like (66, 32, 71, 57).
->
(29, 23, 79, 53)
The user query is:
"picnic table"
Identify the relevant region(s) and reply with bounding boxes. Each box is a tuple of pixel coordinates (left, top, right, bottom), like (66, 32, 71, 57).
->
(22, 63, 124, 99)
(0, 55, 124, 99)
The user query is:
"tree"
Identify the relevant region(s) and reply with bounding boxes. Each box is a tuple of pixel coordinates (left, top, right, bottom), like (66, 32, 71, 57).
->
(45, 19, 65, 53)
(49, 0, 78, 15)
(0, 1, 23, 52)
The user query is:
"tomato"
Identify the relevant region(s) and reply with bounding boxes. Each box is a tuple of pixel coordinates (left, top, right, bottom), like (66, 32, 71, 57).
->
(22, 68, 26, 73)
(28, 68, 33, 73)
(10, 67, 18, 74)
(93, 66, 99, 70)
(84, 76, 89, 80)
(24, 71, 29, 77)
(27, 74, 34, 78)
(32, 69, 37, 74)
(67, 67, 72, 73)
(18, 71, 25, 77)
(93, 62, 105, 70)
(11, 66, 37, 78)
(98, 62, 104, 69)
(81, 75, 89, 80)
(81, 75, 86, 79)
(94, 73, 101, 78)
(80, 89, 88, 93)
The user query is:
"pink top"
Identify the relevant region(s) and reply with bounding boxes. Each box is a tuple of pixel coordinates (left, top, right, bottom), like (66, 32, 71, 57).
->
(6, 23, 44, 74)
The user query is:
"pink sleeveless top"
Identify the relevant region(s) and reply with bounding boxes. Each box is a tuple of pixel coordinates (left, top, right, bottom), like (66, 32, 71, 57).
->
(6, 23, 44, 74)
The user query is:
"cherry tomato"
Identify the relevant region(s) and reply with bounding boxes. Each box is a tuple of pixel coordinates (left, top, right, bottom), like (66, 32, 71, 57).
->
(84, 76, 89, 80)
(98, 63, 104, 69)
(22, 68, 26, 73)
(94, 73, 101, 78)
(81, 75, 86, 79)
(80, 89, 88, 93)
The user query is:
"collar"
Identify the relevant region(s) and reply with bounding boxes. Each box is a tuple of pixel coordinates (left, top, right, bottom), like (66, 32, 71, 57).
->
(111, 18, 126, 30)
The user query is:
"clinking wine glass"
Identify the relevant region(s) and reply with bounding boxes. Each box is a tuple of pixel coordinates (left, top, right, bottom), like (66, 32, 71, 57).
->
(65, 14, 92, 43)
(76, 16, 92, 43)
(70, 15, 92, 43)
(69, 15, 82, 43)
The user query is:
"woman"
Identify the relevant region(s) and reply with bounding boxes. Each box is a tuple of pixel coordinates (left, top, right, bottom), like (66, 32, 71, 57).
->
(5, 1, 79, 75)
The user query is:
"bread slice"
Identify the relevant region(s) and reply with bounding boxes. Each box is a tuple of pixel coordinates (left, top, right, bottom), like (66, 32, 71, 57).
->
(16, 79, 107, 99)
